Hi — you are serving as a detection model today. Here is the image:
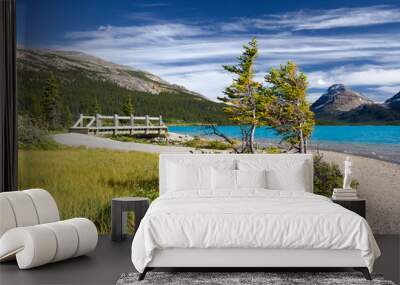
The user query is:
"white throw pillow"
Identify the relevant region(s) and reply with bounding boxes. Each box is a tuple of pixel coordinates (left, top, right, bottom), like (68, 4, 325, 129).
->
(237, 159, 308, 192)
(167, 163, 212, 192)
(212, 168, 237, 191)
(267, 167, 307, 192)
(236, 169, 268, 189)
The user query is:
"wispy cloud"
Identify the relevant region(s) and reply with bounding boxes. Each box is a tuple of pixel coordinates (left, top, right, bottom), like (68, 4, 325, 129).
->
(226, 5, 400, 31)
(133, 1, 169, 8)
(308, 66, 400, 88)
(55, 5, 400, 102)
(370, 85, 400, 95)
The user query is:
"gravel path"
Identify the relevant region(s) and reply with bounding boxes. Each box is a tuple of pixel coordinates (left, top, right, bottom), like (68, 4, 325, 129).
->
(53, 133, 195, 154)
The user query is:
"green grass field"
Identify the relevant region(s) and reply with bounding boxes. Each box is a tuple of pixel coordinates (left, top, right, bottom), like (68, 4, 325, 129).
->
(18, 148, 159, 234)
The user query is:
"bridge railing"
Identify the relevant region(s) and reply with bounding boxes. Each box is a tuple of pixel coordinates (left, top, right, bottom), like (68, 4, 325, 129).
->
(70, 114, 167, 135)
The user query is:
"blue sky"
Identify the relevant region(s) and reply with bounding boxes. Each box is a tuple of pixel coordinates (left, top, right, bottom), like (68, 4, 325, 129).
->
(17, 0, 400, 102)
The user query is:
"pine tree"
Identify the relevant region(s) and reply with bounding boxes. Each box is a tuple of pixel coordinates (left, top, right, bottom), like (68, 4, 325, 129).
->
(122, 96, 134, 116)
(62, 106, 73, 128)
(264, 61, 315, 153)
(30, 95, 44, 125)
(42, 72, 60, 130)
(93, 97, 101, 115)
(218, 38, 264, 153)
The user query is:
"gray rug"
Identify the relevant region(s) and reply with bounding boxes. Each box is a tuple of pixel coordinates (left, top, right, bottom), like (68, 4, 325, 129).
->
(116, 272, 396, 285)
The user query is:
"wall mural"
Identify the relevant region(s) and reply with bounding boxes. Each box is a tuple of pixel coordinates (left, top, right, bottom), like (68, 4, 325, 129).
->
(17, 0, 400, 234)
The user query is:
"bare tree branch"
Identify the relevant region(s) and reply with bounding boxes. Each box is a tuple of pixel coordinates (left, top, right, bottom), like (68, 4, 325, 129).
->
(203, 122, 241, 153)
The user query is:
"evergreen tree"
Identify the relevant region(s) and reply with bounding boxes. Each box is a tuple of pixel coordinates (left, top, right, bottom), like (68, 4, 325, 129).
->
(122, 95, 134, 116)
(218, 38, 264, 153)
(30, 95, 44, 125)
(42, 72, 60, 130)
(62, 105, 73, 128)
(93, 97, 101, 115)
(264, 61, 315, 153)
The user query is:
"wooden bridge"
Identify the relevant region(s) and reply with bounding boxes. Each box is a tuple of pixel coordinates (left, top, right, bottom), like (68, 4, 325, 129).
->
(69, 114, 168, 136)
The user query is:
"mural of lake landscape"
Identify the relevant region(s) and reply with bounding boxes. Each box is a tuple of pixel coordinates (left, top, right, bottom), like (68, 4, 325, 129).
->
(170, 125, 400, 163)
(16, 0, 400, 235)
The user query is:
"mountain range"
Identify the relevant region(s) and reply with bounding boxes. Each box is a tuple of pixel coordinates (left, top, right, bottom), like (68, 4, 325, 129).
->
(311, 84, 400, 124)
(17, 48, 228, 125)
(17, 48, 400, 126)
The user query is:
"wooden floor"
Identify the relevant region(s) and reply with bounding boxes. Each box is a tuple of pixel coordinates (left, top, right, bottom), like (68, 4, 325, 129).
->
(0, 235, 398, 285)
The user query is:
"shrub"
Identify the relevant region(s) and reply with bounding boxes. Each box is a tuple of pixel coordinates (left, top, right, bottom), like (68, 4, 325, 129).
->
(265, 146, 282, 154)
(313, 153, 359, 197)
(184, 137, 231, 150)
(18, 115, 61, 150)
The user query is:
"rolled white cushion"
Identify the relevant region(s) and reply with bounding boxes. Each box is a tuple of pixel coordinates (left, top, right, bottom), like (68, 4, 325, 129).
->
(23, 189, 60, 223)
(0, 218, 97, 269)
(63, 218, 98, 257)
(0, 226, 57, 269)
(42, 221, 79, 262)
(0, 196, 17, 237)
(0, 192, 39, 227)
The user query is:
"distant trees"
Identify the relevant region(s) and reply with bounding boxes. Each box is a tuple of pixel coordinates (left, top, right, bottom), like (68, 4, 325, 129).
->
(122, 95, 134, 116)
(217, 38, 315, 153)
(42, 72, 60, 130)
(93, 97, 101, 115)
(62, 106, 73, 129)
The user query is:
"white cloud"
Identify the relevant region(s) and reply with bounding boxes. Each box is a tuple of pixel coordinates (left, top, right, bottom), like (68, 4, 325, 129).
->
(53, 6, 400, 102)
(230, 5, 400, 31)
(307, 66, 400, 102)
(372, 85, 400, 94)
(164, 70, 232, 101)
(308, 92, 324, 103)
(66, 23, 208, 43)
(308, 66, 400, 88)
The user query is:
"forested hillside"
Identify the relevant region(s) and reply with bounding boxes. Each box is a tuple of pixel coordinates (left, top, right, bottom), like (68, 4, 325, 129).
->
(17, 48, 229, 129)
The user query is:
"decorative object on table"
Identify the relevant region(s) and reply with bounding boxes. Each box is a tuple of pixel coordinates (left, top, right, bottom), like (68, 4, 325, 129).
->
(332, 188, 359, 200)
(0, 189, 98, 269)
(111, 197, 150, 242)
(116, 271, 394, 285)
(332, 199, 366, 218)
(332, 156, 359, 200)
(343, 156, 353, 190)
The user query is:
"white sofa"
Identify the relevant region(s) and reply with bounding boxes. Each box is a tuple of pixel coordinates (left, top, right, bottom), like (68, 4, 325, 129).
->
(0, 189, 98, 269)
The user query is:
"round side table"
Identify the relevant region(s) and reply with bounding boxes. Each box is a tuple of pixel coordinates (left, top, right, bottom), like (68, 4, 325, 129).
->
(111, 197, 150, 242)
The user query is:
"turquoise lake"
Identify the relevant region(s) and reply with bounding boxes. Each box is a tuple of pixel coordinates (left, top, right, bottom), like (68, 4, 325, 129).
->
(170, 125, 400, 145)
(169, 125, 400, 163)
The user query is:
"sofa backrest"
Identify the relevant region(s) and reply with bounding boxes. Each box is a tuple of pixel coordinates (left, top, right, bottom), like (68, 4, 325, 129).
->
(0, 189, 59, 237)
(159, 154, 313, 195)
